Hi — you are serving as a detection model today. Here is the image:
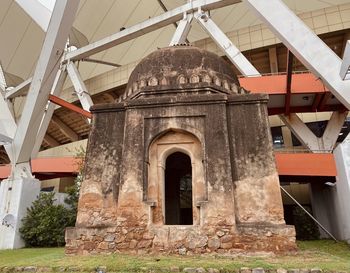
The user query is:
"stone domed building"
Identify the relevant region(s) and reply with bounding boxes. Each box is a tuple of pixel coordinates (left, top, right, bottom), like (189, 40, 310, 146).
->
(65, 45, 296, 255)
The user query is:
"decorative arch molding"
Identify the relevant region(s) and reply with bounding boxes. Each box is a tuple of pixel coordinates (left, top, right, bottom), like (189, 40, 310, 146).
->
(142, 119, 207, 201)
(145, 129, 207, 226)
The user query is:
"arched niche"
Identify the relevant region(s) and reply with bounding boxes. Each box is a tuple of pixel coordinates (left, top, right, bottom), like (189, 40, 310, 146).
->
(146, 129, 207, 226)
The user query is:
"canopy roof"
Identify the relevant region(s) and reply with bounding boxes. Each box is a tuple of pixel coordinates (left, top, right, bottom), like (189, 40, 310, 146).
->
(1, 0, 350, 86)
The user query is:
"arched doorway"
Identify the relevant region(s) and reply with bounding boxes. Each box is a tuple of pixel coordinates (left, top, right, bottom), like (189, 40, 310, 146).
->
(165, 152, 193, 225)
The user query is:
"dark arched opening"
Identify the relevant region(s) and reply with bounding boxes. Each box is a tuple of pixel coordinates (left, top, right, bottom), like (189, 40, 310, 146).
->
(165, 152, 193, 225)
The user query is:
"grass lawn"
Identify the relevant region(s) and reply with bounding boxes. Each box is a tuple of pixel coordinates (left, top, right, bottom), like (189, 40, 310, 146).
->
(0, 240, 349, 272)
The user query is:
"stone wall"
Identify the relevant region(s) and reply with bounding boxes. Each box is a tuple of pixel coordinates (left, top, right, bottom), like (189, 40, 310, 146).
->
(66, 224, 295, 255)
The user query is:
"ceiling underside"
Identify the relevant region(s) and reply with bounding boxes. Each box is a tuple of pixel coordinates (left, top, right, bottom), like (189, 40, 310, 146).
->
(1, 0, 350, 86)
(1, 0, 350, 164)
(0, 28, 349, 164)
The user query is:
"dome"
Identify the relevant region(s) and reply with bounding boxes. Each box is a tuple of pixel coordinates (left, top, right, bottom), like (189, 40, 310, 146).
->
(124, 45, 244, 99)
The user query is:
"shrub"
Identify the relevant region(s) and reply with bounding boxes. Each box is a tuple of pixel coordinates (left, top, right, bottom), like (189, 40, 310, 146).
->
(64, 182, 80, 227)
(20, 147, 84, 247)
(293, 206, 320, 240)
(20, 192, 74, 247)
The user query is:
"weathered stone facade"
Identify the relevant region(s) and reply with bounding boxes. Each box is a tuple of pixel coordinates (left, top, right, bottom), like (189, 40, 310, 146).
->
(65, 46, 296, 255)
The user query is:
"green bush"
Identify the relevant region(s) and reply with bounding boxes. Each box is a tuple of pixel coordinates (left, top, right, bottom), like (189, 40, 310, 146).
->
(64, 183, 80, 226)
(293, 206, 320, 240)
(19, 192, 76, 247)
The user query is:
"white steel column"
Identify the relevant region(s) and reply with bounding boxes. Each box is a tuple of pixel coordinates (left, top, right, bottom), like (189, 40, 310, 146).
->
(66, 62, 93, 122)
(169, 13, 193, 46)
(340, 40, 350, 80)
(323, 111, 349, 151)
(31, 68, 68, 158)
(195, 11, 260, 77)
(280, 112, 348, 152)
(279, 114, 321, 152)
(12, 0, 79, 165)
(0, 92, 17, 162)
(5, 78, 32, 100)
(15, 0, 51, 31)
(332, 135, 350, 243)
(245, 0, 350, 109)
(0, 0, 79, 249)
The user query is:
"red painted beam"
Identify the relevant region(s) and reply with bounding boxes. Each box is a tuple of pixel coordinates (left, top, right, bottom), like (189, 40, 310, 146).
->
(311, 93, 323, 111)
(0, 157, 81, 179)
(0, 153, 337, 179)
(318, 93, 333, 111)
(49, 95, 92, 119)
(285, 51, 294, 115)
(268, 104, 346, 115)
(275, 153, 337, 176)
(239, 73, 329, 95)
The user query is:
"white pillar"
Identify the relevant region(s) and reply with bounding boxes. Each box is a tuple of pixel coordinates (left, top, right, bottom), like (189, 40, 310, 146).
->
(0, 177, 40, 249)
(332, 137, 350, 242)
(309, 136, 350, 242)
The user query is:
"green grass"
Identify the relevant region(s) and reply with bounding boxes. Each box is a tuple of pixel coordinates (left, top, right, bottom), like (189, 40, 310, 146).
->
(0, 240, 349, 272)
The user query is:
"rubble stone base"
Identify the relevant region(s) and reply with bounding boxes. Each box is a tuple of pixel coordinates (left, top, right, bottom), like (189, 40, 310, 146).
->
(65, 223, 296, 255)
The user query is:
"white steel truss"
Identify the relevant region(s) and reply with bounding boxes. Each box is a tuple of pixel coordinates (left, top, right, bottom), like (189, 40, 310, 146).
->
(245, 0, 350, 110)
(31, 68, 68, 158)
(195, 10, 260, 77)
(11, 0, 79, 166)
(15, 0, 52, 32)
(169, 13, 193, 46)
(5, 78, 32, 100)
(1, 0, 350, 177)
(66, 62, 93, 123)
(280, 111, 348, 152)
(64, 0, 241, 62)
(340, 40, 350, 81)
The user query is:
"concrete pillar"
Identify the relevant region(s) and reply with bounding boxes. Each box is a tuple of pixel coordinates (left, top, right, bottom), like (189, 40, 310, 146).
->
(0, 177, 40, 249)
(309, 183, 332, 239)
(281, 126, 293, 148)
(331, 138, 350, 242)
(309, 137, 350, 242)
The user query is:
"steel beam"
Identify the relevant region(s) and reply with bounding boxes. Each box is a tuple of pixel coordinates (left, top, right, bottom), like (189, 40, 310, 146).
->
(64, 0, 241, 61)
(268, 105, 345, 116)
(66, 62, 93, 120)
(157, 0, 190, 44)
(15, 0, 51, 31)
(5, 77, 32, 99)
(48, 95, 92, 119)
(0, 92, 17, 161)
(81, 58, 121, 67)
(195, 11, 260, 77)
(169, 13, 193, 46)
(340, 40, 350, 80)
(285, 50, 294, 115)
(311, 93, 323, 112)
(280, 111, 348, 152)
(279, 114, 320, 152)
(245, 0, 350, 109)
(31, 69, 68, 158)
(323, 111, 348, 151)
(12, 0, 79, 165)
(319, 93, 332, 111)
(0, 93, 16, 140)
